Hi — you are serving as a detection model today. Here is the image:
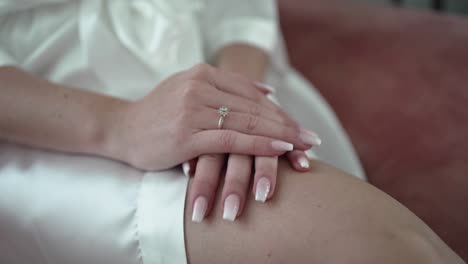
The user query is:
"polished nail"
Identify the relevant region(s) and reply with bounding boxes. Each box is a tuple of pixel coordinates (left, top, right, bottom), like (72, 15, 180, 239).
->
(255, 177, 271, 203)
(266, 93, 280, 106)
(192, 196, 208, 223)
(255, 82, 275, 93)
(182, 162, 190, 177)
(223, 194, 240, 222)
(299, 129, 322, 146)
(298, 157, 310, 169)
(272, 141, 294, 151)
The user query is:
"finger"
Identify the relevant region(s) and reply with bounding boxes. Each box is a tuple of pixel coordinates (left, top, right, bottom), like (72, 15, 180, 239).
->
(183, 64, 265, 104)
(253, 156, 278, 203)
(254, 82, 275, 94)
(201, 88, 296, 126)
(221, 154, 253, 222)
(287, 150, 311, 172)
(188, 158, 198, 175)
(209, 68, 266, 103)
(182, 162, 191, 177)
(183, 65, 300, 128)
(189, 154, 225, 223)
(260, 94, 300, 129)
(196, 109, 317, 149)
(191, 130, 294, 158)
(182, 158, 198, 177)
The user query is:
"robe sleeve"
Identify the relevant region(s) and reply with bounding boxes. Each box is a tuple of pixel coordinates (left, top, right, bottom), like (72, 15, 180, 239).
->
(198, 0, 279, 61)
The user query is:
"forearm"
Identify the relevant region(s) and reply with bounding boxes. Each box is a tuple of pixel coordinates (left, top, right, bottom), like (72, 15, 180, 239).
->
(215, 44, 269, 81)
(0, 66, 127, 157)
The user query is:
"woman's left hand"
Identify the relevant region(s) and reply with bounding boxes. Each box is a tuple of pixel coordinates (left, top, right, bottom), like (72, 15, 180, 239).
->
(186, 150, 313, 223)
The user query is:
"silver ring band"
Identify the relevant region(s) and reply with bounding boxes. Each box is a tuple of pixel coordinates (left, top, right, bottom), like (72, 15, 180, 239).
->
(217, 106, 230, 129)
(218, 115, 225, 129)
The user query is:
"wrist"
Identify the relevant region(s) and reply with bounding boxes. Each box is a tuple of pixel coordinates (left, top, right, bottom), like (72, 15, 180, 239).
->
(87, 96, 132, 162)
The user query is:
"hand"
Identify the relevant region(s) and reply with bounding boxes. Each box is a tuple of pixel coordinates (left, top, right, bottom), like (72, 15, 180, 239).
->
(185, 149, 316, 223)
(104, 64, 317, 170)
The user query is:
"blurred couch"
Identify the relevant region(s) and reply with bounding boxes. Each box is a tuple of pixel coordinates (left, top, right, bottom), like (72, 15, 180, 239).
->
(278, 0, 468, 260)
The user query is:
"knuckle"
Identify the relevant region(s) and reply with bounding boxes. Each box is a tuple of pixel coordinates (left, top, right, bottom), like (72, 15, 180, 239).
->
(218, 131, 237, 152)
(290, 120, 301, 130)
(256, 160, 276, 175)
(254, 91, 263, 102)
(249, 104, 261, 117)
(191, 178, 217, 195)
(180, 81, 205, 107)
(279, 116, 292, 127)
(201, 154, 222, 163)
(181, 80, 201, 97)
(251, 89, 263, 102)
(224, 178, 248, 193)
(282, 127, 295, 142)
(189, 63, 212, 80)
(246, 114, 260, 133)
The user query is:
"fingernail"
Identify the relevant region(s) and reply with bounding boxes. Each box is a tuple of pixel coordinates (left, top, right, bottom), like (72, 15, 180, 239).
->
(299, 129, 322, 146)
(266, 93, 280, 106)
(272, 141, 294, 151)
(182, 162, 190, 177)
(255, 82, 275, 93)
(255, 177, 271, 203)
(223, 194, 240, 222)
(192, 196, 208, 223)
(298, 157, 310, 169)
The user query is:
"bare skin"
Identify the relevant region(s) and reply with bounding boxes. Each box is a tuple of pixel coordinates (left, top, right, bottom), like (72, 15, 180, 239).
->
(185, 158, 464, 263)
(0, 65, 307, 171)
(0, 43, 461, 264)
(188, 44, 313, 223)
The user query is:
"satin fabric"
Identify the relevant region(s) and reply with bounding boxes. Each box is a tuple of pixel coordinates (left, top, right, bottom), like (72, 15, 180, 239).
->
(0, 1, 365, 263)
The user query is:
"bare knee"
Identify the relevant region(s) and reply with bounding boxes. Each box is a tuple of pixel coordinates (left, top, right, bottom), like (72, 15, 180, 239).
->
(185, 159, 462, 264)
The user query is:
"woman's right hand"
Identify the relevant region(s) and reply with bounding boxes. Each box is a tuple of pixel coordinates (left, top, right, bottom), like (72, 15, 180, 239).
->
(104, 64, 317, 171)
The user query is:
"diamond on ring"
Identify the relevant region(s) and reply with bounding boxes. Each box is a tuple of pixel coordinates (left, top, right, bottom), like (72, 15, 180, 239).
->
(218, 106, 229, 117)
(217, 106, 230, 129)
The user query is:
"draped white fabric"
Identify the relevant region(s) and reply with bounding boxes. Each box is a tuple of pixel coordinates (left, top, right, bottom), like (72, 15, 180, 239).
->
(0, 1, 365, 263)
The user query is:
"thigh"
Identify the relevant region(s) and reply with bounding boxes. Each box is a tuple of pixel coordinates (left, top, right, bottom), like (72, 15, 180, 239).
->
(184, 158, 463, 264)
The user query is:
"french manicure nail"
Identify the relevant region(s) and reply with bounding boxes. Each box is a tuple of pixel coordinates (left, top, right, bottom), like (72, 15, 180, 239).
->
(223, 194, 240, 222)
(192, 196, 208, 223)
(255, 82, 275, 93)
(299, 129, 322, 146)
(272, 141, 294, 151)
(182, 162, 190, 177)
(298, 157, 310, 169)
(255, 177, 271, 203)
